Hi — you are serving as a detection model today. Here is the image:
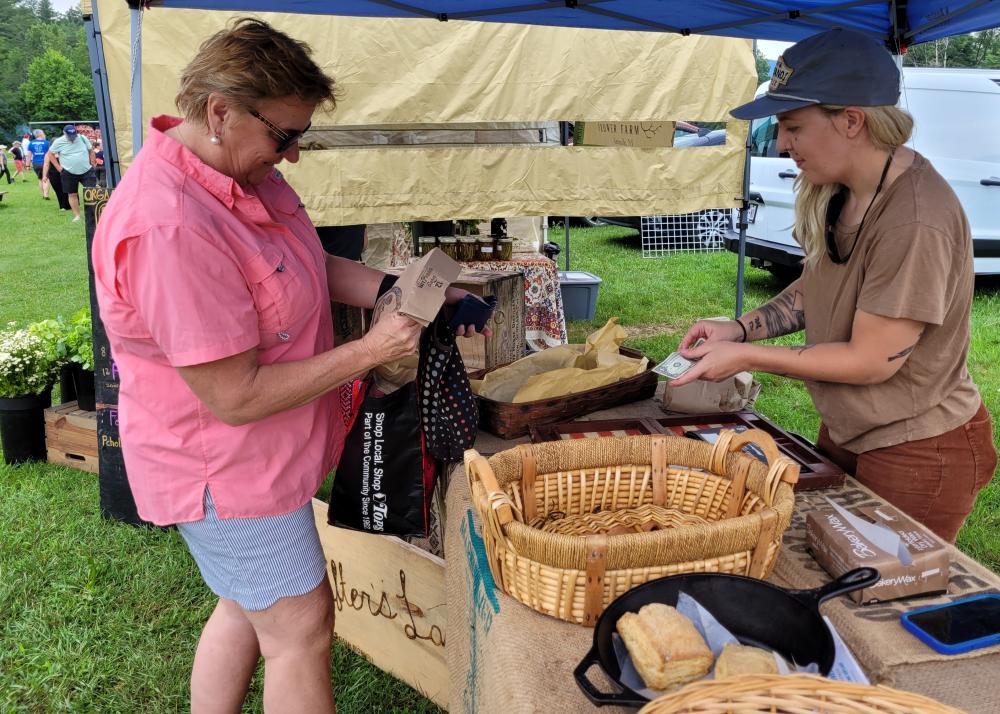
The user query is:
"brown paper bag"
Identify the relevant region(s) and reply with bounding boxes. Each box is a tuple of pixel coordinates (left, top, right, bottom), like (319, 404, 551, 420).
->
(661, 371, 761, 414)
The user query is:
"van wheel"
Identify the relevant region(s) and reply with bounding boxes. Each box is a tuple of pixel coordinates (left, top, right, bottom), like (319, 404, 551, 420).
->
(765, 264, 802, 283)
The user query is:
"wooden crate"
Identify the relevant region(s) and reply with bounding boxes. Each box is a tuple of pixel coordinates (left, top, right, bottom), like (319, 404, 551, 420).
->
(44, 401, 99, 473)
(452, 269, 525, 371)
(384, 267, 526, 371)
(311, 500, 448, 709)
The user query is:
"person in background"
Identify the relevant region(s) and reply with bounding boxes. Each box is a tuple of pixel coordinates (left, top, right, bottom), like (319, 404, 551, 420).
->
(11, 141, 26, 181)
(93, 139, 106, 186)
(92, 18, 489, 713)
(673, 29, 996, 544)
(48, 125, 96, 222)
(28, 129, 50, 199)
(0, 145, 11, 184)
(42, 146, 72, 211)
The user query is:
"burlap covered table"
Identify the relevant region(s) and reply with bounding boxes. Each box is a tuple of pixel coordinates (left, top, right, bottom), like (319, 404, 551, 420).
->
(445, 390, 1000, 713)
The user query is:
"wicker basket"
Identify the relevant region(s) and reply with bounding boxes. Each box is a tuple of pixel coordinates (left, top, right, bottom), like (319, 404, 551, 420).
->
(464, 429, 800, 625)
(637, 674, 965, 713)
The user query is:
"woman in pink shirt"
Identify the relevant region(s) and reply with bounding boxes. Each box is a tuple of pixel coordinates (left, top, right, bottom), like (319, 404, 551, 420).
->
(93, 19, 486, 713)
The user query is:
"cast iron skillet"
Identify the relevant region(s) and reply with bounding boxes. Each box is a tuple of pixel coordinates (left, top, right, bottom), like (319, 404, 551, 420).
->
(574, 567, 879, 707)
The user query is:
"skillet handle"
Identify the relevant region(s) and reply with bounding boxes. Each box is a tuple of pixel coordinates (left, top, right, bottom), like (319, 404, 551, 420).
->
(788, 567, 881, 607)
(573, 646, 648, 708)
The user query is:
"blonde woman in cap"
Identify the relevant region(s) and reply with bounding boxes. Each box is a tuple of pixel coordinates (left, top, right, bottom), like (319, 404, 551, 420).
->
(673, 28, 996, 543)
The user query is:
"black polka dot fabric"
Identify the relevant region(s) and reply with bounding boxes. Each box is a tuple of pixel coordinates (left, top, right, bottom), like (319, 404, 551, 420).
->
(417, 313, 479, 462)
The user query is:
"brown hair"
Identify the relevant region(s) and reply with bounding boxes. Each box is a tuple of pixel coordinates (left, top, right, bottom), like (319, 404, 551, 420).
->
(175, 17, 337, 125)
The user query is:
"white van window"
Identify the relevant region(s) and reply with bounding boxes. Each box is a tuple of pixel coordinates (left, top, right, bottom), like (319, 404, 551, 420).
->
(750, 116, 782, 158)
(905, 87, 1000, 163)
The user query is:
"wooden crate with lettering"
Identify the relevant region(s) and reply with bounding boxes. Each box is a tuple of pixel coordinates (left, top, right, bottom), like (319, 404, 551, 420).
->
(452, 269, 525, 371)
(44, 401, 99, 473)
(311, 501, 447, 709)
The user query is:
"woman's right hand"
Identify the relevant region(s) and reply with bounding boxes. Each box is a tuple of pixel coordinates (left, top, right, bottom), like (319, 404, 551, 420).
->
(678, 318, 745, 351)
(360, 312, 423, 364)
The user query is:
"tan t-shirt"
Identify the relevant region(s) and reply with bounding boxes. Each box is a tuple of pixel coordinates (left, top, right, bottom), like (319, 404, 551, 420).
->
(800, 153, 980, 454)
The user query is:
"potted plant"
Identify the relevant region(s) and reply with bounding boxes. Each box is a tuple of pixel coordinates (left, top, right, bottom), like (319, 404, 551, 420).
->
(0, 323, 57, 464)
(28, 317, 75, 403)
(64, 307, 96, 412)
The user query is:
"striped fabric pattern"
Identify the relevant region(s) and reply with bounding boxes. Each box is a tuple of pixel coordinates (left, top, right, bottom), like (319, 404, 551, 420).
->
(177, 490, 327, 611)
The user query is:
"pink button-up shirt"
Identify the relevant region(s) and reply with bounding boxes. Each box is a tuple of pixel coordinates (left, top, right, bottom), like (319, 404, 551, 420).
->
(92, 115, 346, 525)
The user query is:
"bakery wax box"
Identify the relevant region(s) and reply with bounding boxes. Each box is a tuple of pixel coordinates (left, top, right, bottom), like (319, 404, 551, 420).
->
(807, 502, 949, 605)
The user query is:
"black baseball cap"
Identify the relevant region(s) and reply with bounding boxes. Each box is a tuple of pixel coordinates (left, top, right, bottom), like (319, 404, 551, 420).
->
(731, 28, 901, 120)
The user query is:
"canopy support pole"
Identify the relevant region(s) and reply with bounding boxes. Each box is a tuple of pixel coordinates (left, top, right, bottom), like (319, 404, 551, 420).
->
(735, 120, 753, 318)
(84, 1, 120, 187)
(130, 5, 144, 156)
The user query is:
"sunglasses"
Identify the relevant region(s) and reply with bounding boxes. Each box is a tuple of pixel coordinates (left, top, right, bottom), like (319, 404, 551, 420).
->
(249, 109, 311, 154)
(824, 189, 851, 264)
(824, 150, 895, 265)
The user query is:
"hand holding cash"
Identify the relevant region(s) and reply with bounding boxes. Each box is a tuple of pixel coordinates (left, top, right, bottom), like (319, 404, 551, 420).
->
(654, 339, 703, 380)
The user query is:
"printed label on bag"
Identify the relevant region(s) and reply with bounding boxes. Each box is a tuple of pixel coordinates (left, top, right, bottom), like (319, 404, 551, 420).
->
(360, 411, 387, 531)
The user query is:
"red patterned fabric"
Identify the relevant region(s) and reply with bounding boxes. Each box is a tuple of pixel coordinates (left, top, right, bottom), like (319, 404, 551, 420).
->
(463, 257, 567, 351)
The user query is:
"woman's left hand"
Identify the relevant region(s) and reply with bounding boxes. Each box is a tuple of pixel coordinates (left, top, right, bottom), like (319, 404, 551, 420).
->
(444, 287, 494, 338)
(668, 340, 753, 387)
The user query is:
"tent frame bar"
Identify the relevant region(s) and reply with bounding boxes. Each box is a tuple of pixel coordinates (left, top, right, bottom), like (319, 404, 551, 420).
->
(904, 0, 992, 41)
(83, 0, 122, 187)
(130, 5, 144, 155)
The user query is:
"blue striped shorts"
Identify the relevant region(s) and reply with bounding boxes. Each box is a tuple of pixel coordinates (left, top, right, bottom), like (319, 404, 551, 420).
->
(177, 490, 328, 611)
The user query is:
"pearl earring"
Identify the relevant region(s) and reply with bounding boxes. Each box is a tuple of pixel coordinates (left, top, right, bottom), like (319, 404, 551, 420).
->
(210, 134, 221, 145)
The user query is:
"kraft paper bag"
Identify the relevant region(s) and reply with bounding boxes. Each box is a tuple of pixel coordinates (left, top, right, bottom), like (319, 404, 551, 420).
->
(661, 371, 761, 414)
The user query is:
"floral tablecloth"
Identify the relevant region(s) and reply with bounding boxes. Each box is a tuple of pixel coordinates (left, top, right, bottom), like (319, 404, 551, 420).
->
(463, 257, 567, 351)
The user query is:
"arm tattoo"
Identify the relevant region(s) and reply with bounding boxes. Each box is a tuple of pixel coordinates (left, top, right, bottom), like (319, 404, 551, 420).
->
(789, 344, 816, 355)
(888, 343, 918, 362)
(752, 288, 805, 339)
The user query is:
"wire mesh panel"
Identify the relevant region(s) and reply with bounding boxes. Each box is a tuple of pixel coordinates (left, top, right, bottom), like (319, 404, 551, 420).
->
(641, 209, 734, 257)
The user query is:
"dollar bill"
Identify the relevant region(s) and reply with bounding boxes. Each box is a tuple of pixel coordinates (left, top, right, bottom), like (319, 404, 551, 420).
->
(653, 352, 695, 379)
(653, 339, 704, 380)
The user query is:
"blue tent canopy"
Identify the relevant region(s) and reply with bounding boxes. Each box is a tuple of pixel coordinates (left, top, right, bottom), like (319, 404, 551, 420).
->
(144, 0, 1000, 47)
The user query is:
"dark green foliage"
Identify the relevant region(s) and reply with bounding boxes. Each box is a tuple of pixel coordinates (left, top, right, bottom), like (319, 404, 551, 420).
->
(0, 1, 94, 137)
(754, 46, 772, 85)
(905, 29, 1000, 68)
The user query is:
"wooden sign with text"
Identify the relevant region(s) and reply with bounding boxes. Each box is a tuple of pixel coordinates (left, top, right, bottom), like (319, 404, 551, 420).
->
(311, 500, 447, 708)
(85, 187, 146, 525)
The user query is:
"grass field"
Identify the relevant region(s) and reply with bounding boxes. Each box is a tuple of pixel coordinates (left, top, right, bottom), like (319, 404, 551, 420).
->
(1, 176, 998, 712)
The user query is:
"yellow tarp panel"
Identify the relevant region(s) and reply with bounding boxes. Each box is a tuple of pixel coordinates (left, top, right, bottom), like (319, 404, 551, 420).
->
(96, 1, 755, 224)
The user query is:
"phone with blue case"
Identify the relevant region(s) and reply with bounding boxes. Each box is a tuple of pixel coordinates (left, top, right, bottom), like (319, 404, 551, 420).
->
(900, 593, 1000, 655)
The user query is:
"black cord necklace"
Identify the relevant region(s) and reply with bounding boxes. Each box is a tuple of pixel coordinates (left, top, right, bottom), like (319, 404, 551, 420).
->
(824, 150, 895, 265)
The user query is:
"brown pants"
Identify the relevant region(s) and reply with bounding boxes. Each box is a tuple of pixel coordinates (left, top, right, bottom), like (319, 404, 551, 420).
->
(817, 402, 998, 543)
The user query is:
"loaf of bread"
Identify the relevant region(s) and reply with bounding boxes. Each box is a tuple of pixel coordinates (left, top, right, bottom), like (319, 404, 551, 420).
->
(616, 603, 713, 690)
(714, 643, 779, 678)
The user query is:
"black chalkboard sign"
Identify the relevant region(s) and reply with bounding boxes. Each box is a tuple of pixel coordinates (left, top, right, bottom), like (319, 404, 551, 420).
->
(84, 186, 148, 526)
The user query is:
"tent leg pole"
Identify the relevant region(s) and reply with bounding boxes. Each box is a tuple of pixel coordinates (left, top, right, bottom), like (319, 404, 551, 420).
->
(564, 218, 570, 272)
(130, 6, 143, 156)
(735, 122, 753, 318)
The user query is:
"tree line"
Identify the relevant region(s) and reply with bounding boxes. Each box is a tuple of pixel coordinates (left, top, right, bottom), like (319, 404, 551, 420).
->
(0, 0, 96, 139)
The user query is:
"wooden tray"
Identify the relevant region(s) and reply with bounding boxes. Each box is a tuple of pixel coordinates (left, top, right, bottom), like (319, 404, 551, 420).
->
(528, 417, 661, 442)
(530, 411, 845, 491)
(473, 347, 658, 439)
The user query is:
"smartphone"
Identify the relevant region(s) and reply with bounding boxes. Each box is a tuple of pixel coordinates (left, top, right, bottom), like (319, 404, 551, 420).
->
(900, 594, 1000, 655)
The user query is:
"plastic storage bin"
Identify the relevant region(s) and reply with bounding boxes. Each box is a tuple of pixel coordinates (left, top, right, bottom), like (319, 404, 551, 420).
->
(559, 271, 602, 320)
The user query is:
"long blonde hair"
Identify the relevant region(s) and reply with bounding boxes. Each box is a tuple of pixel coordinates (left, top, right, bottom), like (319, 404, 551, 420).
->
(793, 105, 914, 267)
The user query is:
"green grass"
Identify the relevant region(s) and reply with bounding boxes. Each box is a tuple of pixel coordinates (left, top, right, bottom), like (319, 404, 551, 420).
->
(1, 182, 997, 711)
(0, 178, 441, 714)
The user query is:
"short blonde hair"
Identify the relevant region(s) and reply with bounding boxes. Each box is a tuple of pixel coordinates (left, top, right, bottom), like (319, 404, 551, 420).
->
(176, 17, 337, 125)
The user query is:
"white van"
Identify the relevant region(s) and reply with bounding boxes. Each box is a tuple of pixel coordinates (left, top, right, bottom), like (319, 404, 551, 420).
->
(728, 68, 1000, 277)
